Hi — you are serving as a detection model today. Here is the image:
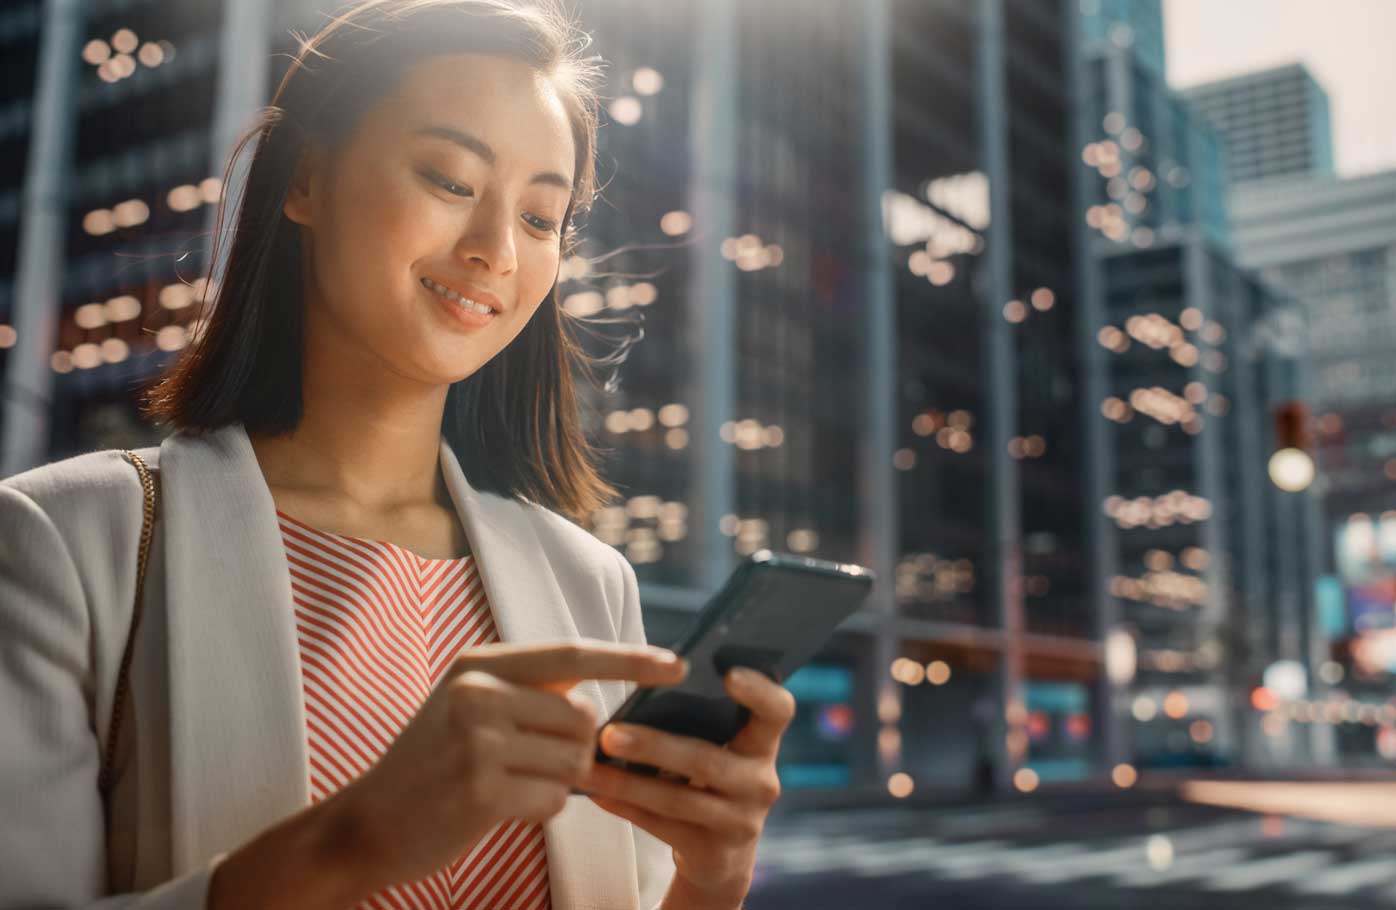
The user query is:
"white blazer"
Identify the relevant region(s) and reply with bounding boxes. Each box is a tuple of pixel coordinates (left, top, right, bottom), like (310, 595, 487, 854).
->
(0, 423, 675, 909)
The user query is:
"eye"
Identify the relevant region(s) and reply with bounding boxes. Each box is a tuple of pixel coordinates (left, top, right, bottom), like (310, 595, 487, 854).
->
(523, 213, 559, 234)
(420, 168, 473, 198)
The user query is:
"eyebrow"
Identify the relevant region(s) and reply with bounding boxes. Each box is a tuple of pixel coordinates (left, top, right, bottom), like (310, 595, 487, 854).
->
(411, 124, 574, 192)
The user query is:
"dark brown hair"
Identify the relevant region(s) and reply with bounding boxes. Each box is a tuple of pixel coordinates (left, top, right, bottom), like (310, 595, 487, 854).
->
(141, 0, 619, 522)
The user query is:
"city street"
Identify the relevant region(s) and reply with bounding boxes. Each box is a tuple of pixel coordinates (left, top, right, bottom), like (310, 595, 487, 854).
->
(749, 786, 1396, 908)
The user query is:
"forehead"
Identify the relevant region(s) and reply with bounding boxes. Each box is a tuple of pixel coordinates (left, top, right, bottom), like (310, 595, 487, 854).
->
(374, 53, 576, 181)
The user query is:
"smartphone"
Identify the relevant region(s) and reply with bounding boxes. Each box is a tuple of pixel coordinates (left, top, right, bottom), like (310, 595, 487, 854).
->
(592, 549, 874, 781)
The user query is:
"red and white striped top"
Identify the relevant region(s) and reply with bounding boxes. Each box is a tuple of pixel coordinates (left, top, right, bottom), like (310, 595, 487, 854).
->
(277, 509, 552, 910)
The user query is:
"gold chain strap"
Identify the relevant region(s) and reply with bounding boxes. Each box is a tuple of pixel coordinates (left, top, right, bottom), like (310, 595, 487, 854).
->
(98, 451, 158, 799)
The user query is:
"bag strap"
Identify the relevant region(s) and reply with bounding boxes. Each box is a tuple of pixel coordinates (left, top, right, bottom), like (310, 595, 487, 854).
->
(99, 450, 158, 799)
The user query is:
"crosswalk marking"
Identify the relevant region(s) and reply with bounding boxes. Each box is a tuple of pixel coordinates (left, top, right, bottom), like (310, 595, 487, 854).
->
(757, 833, 881, 862)
(844, 842, 952, 877)
(760, 839, 884, 874)
(758, 817, 1396, 898)
(1111, 846, 1252, 887)
(1293, 856, 1396, 895)
(1198, 849, 1332, 891)
(1009, 821, 1266, 887)
(1015, 841, 1176, 884)
(933, 842, 1086, 880)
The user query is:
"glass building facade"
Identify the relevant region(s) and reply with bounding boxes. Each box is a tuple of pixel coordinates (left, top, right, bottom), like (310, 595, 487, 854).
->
(1077, 0, 1166, 77)
(1182, 63, 1336, 186)
(570, 0, 1099, 794)
(1, 0, 225, 470)
(1230, 170, 1396, 766)
(1075, 8, 1331, 769)
(1095, 239, 1326, 768)
(1078, 43, 1230, 253)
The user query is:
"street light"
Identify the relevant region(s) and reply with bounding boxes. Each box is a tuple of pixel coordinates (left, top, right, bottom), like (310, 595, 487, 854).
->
(1105, 627, 1137, 686)
(1268, 448, 1315, 492)
(1268, 401, 1315, 492)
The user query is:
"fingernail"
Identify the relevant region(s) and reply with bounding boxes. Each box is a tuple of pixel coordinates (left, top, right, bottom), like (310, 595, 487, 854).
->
(730, 666, 754, 685)
(605, 726, 633, 749)
(651, 648, 680, 663)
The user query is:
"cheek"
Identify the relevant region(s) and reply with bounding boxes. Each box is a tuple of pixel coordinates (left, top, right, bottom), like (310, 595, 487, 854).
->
(518, 244, 562, 310)
(368, 192, 439, 281)
(487, 254, 557, 351)
(318, 169, 433, 303)
(315, 182, 446, 336)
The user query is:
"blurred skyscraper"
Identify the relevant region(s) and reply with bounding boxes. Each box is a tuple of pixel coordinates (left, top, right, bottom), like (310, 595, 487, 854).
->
(0, 0, 251, 472)
(1182, 64, 1336, 185)
(580, 0, 1101, 797)
(1177, 30, 1396, 763)
(1231, 174, 1396, 523)
(1228, 169, 1396, 758)
(1078, 40, 1230, 250)
(1076, 1, 1328, 768)
(0, 4, 41, 398)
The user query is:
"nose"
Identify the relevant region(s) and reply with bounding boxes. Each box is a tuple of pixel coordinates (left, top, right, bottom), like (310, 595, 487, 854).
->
(453, 189, 517, 275)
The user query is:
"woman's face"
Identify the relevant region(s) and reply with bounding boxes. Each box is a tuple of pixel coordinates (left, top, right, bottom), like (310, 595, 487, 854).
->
(283, 53, 577, 389)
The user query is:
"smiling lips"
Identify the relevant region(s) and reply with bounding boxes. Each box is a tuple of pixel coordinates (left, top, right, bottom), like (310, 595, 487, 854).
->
(421, 277, 499, 316)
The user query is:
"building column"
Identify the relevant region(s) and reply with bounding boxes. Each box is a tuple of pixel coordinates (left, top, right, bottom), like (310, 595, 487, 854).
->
(1185, 238, 1239, 758)
(975, 0, 1026, 793)
(1275, 348, 1335, 765)
(687, 0, 738, 595)
(1301, 484, 1335, 764)
(1229, 285, 1271, 769)
(856, 0, 900, 788)
(1066, 0, 1128, 774)
(1, 0, 83, 476)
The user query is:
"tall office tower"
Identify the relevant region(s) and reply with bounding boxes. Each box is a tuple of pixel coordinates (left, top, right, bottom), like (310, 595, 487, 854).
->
(573, 0, 1094, 797)
(1094, 241, 1324, 769)
(1229, 171, 1396, 763)
(1181, 64, 1336, 185)
(1234, 170, 1396, 530)
(1232, 173, 1396, 524)
(1075, 14, 1328, 767)
(1, 1, 232, 475)
(886, 0, 1093, 794)
(1078, 42, 1230, 251)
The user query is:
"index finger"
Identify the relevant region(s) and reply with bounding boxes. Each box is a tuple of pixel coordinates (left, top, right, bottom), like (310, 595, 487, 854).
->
(459, 640, 689, 693)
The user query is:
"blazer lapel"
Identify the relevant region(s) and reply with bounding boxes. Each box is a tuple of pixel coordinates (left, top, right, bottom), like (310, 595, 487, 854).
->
(159, 424, 309, 872)
(439, 441, 644, 910)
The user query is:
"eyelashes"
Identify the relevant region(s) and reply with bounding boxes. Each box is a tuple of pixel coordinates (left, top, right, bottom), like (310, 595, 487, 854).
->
(429, 173, 472, 198)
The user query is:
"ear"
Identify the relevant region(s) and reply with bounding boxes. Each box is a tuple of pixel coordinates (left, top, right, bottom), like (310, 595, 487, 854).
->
(282, 142, 327, 227)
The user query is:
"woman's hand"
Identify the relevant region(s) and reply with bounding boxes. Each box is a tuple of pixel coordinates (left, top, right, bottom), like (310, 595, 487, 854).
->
(322, 641, 688, 893)
(581, 666, 796, 910)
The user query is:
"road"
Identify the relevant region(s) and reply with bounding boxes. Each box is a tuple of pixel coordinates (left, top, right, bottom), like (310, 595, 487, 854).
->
(747, 787, 1396, 908)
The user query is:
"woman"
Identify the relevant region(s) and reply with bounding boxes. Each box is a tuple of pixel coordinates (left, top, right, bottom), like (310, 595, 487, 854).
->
(0, 1, 793, 908)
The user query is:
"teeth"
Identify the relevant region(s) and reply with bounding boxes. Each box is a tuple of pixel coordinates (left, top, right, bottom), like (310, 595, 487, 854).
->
(422, 278, 493, 315)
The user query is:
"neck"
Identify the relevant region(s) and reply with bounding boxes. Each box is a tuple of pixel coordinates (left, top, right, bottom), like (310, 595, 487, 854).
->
(248, 343, 452, 514)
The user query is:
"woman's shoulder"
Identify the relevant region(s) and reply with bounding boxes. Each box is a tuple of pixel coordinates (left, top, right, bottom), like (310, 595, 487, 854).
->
(1, 444, 159, 538)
